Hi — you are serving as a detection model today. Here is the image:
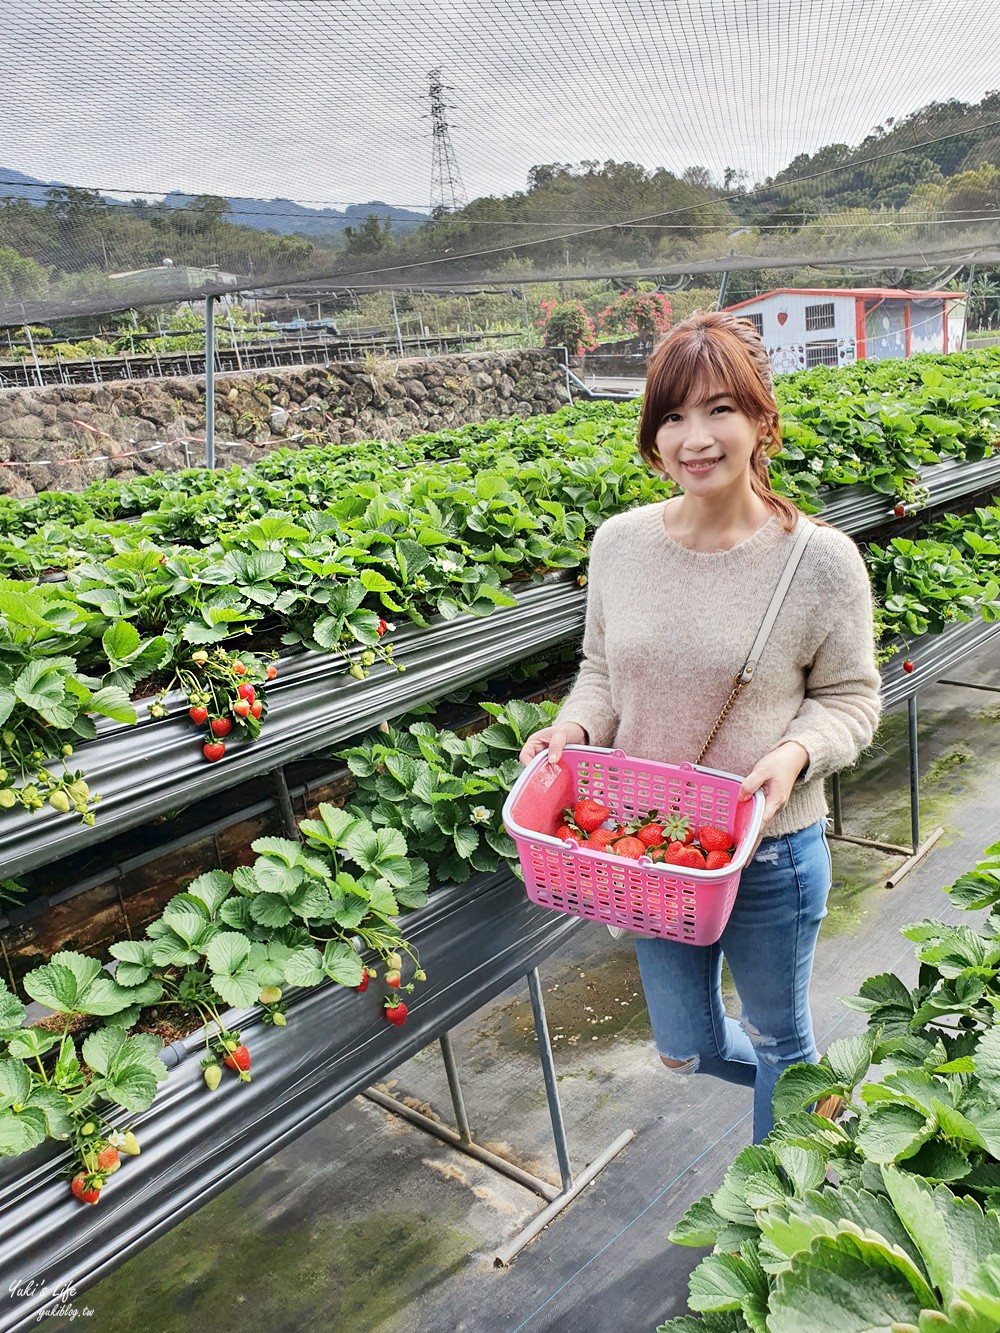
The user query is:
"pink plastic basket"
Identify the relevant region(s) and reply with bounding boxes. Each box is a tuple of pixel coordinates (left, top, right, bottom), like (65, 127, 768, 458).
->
(502, 745, 765, 944)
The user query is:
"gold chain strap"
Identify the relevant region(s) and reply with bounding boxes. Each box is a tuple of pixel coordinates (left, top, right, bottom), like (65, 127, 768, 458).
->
(694, 676, 746, 766)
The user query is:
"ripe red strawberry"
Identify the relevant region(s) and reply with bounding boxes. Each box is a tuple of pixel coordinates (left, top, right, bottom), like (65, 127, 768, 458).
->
(664, 840, 703, 866)
(649, 846, 667, 862)
(384, 969, 402, 989)
(376, 618, 389, 637)
(572, 798, 611, 833)
(698, 826, 735, 853)
(210, 716, 232, 737)
(579, 836, 609, 850)
(223, 1044, 251, 1081)
(705, 850, 733, 870)
(355, 968, 371, 993)
(249, 700, 263, 719)
(591, 827, 619, 847)
(636, 822, 666, 847)
(903, 659, 914, 674)
(237, 683, 256, 703)
(188, 705, 208, 725)
(384, 999, 408, 1026)
(893, 502, 907, 517)
(662, 813, 694, 845)
(203, 741, 226, 762)
(70, 1172, 101, 1204)
(233, 699, 251, 718)
(555, 823, 575, 841)
(611, 836, 646, 859)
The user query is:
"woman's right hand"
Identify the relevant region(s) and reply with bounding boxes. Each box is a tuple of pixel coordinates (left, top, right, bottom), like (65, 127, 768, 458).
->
(519, 722, 588, 767)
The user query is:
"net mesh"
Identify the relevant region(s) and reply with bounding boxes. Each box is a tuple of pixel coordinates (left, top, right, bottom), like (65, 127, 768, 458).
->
(2, 0, 999, 324)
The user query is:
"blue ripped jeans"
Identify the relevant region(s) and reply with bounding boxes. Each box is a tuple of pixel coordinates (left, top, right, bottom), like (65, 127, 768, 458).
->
(633, 820, 832, 1143)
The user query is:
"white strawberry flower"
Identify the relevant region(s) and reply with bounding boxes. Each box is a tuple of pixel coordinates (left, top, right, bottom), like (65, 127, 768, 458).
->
(107, 1130, 127, 1148)
(470, 805, 490, 824)
(440, 558, 460, 573)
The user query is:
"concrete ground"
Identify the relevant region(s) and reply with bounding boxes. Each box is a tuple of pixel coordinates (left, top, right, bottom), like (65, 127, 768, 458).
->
(77, 640, 1000, 1333)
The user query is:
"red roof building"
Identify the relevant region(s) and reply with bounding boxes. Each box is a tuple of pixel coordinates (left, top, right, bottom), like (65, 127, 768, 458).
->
(721, 287, 968, 374)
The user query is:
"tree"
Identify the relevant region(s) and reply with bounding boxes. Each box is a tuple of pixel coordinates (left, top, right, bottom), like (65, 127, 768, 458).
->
(342, 214, 393, 257)
(187, 195, 232, 231)
(0, 245, 48, 302)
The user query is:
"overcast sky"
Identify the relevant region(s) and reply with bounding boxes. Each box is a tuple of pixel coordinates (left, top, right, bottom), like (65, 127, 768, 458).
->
(3, 0, 999, 215)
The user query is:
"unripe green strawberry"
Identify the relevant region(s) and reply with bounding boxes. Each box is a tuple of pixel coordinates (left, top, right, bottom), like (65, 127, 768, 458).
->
(348, 663, 365, 680)
(258, 986, 282, 1005)
(203, 1063, 223, 1091)
(386, 952, 402, 970)
(0, 790, 16, 809)
(67, 779, 90, 801)
(48, 790, 71, 813)
(272, 1012, 287, 1026)
(119, 1131, 141, 1156)
(360, 650, 376, 666)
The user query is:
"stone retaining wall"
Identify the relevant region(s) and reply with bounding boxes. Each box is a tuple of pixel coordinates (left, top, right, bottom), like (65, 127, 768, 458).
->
(0, 348, 569, 496)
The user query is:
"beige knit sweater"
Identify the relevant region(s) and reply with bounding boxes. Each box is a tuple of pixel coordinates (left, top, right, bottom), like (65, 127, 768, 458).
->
(556, 503, 883, 838)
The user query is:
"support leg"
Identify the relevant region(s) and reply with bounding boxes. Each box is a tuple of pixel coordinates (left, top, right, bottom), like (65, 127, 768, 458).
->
(831, 771, 843, 836)
(527, 966, 573, 1193)
(438, 1032, 472, 1146)
(908, 694, 920, 852)
(270, 767, 301, 840)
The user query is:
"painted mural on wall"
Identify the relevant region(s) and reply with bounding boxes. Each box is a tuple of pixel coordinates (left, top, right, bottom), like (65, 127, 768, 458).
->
(767, 339, 858, 375)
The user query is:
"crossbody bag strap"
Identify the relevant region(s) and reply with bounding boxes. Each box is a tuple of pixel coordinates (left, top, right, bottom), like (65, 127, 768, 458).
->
(694, 521, 816, 766)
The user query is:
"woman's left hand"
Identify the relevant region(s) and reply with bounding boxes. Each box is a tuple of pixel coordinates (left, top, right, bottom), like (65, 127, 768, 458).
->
(737, 741, 810, 831)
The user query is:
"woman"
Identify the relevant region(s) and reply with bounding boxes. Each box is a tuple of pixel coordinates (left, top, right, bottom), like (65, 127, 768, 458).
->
(519, 311, 882, 1142)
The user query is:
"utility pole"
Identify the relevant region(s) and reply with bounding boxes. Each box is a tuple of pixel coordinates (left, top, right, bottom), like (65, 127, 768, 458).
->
(429, 68, 467, 220)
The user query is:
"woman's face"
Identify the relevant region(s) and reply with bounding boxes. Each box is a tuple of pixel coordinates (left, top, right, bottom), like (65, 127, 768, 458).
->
(653, 383, 766, 496)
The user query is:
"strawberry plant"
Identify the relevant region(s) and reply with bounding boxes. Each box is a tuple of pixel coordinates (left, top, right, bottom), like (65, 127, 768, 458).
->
(338, 697, 558, 884)
(0, 957, 166, 1196)
(661, 839, 1000, 1332)
(107, 805, 429, 1080)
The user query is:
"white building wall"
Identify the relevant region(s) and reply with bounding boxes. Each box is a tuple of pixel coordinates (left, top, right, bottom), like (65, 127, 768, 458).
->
(729, 292, 857, 374)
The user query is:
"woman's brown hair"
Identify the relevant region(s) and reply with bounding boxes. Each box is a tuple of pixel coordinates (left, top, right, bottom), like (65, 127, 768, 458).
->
(637, 309, 801, 531)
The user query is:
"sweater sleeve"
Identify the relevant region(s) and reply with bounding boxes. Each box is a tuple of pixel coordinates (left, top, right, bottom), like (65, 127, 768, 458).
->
(554, 526, 619, 746)
(778, 534, 882, 783)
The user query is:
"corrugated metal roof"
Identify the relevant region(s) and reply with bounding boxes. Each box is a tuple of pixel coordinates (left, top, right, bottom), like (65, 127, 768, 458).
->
(725, 287, 964, 309)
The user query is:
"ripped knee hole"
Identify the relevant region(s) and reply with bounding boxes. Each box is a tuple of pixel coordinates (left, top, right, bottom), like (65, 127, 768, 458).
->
(660, 1053, 699, 1073)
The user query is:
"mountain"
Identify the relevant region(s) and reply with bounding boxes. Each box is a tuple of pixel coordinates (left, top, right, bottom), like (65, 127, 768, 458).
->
(0, 167, 68, 203)
(0, 168, 429, 238)
(160, 193, 428, 238)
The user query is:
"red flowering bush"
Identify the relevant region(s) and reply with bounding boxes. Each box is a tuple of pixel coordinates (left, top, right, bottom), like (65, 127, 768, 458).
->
(536, 299, 598, 355)
(597, 289, 673, 338)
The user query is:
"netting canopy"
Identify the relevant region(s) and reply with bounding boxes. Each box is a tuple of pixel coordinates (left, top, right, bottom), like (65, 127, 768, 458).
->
(3, 0, 1000, 323)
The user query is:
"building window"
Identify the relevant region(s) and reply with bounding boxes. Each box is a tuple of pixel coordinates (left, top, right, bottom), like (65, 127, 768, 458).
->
(805, 339, 839, 368)
(805, 302, 835, 331)
(742, 312, 764, 337)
